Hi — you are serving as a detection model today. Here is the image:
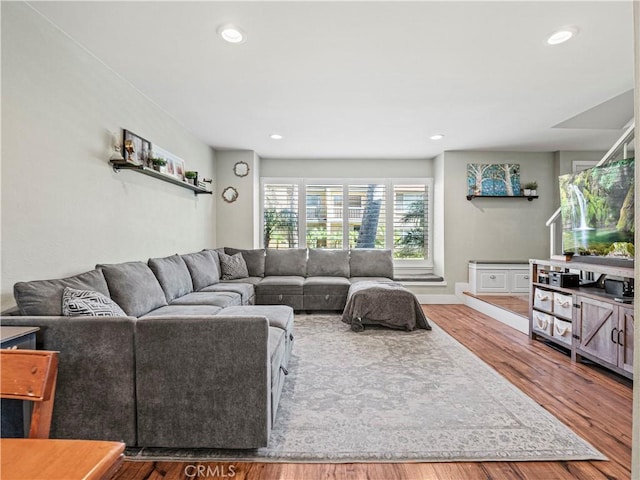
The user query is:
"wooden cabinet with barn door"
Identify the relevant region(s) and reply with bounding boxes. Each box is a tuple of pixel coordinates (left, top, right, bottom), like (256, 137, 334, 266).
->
(574, 296, 634, 378)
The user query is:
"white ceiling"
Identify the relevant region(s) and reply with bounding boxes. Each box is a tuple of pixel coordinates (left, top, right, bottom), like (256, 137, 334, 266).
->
(28, 1, 635, 159)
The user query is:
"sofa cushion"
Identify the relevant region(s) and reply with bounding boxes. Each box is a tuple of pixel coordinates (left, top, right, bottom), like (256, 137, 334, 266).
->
(349, 249, 394, 278)
(350, 276, 395, 284)
(62, 287, 127, 317)
(307, 249, 350, 277)
(200, 283, 255, 305)
(219, 252, 249, 280)
(14, 269, 111, 316)
(170, 292, 242, 308)
(218, 305, 294, 332)
(303, 276, 351, 296)
(98, 261, 167, 317)
(265, 249, 307, 277)
(181, 250, 220, 290)
(225, 248, 266, 277)
(148, 254, 194, 303)
(141, 305, 223, 317)
(256, 276, 304, 295)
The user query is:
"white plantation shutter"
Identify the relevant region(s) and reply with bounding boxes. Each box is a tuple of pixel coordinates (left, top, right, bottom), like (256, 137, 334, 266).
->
(306, 185, 344, 249)
(348, 184, 386, 249)
(261, 178, 432, 264)
(393, 184, 428, 259)
(263, 183, 299, 248)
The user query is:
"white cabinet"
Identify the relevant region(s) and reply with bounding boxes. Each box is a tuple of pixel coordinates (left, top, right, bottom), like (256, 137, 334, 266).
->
(468, 262, 530, 295)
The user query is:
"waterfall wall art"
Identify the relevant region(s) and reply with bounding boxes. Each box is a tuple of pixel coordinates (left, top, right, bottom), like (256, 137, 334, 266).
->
(559, 157, 634, 259)
(467, 164, 521, 196)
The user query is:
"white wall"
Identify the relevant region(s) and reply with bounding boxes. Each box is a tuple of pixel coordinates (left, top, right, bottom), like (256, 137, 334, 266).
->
(438, 151, 557, 294)
(215, 151, 260, 249)
(261, 157, 433, 178)
(0, 3, 216, 309)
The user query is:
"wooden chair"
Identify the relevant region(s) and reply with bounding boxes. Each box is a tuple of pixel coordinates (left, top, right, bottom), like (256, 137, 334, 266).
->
(1, 349, 59, 439)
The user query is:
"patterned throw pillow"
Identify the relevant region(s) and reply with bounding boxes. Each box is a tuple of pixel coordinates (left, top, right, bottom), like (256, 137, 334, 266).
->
(62, 287, 127, 317)
(219, 252, 249, 280)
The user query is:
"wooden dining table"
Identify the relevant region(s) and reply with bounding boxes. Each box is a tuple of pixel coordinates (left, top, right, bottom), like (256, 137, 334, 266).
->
(1, 438, 125, 480)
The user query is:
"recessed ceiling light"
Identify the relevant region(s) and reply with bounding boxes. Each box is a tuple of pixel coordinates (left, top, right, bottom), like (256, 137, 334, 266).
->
(547, 27, 578, 45)
(270, 134, 283, 140)
(430, 134, 444, 140)
(218, 24, 245, 44)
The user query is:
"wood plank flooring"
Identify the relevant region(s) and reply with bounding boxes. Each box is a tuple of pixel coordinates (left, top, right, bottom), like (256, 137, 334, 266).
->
(111, 305, 633, 480)
(463, 292, 530, 317)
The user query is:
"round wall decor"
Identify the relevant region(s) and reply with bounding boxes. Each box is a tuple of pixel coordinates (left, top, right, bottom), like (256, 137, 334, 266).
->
(233, 161, 250, 177)
(221, 186, 239, 203)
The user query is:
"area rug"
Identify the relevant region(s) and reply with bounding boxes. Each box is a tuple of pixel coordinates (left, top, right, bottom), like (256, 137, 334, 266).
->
(128, 314, 606, 463)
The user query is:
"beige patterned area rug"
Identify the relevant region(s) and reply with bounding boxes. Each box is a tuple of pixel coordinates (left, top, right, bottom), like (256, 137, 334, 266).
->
(128, 314, 606, 463)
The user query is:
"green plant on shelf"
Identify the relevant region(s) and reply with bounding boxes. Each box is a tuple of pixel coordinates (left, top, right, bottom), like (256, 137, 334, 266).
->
(150, 158, 167, 167)
(185, 171, 197, 179)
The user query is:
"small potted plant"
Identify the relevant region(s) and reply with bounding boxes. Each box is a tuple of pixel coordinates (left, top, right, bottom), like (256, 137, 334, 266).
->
(185, 171, 197, 185)
(523, 181, 538, 196)
(150, 158, 167, 173)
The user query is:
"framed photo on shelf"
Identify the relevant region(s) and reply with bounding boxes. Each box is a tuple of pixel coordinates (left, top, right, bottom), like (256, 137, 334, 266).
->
(154, 144, 186, 181)
(123, 129, 151, 166)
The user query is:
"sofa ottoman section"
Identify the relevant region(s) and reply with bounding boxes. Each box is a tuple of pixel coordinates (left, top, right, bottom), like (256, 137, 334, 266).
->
(256, 276, 304, 310)
(303, 276, 351, 310)
(135, 316, 272, 448)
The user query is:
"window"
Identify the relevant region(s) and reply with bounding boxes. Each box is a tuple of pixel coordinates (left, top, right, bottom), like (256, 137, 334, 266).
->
(306, 185, 343, 249)
(261, 178, 432, 264)
(393, 185, 427, 259)
(263, 183, 299, 248)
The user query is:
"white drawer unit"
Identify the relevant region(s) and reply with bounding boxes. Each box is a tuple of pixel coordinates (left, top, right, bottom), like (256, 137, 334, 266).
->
(532, 311, 554, 336)
(553, 318, 572, 346)
(533, 287, 553, 312)
(553, 292, 573, 319)
(478, 271, 508, 292)
(468, 262, 530, 294)
(511, 271, 531, 293)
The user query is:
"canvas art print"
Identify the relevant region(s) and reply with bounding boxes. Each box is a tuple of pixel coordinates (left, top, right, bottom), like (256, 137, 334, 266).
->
(467, 163, 521, 196)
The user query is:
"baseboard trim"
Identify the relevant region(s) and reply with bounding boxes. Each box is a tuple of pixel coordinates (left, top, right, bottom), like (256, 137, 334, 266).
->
(463, 294, 529, 334)
(416, 294, 462, 304)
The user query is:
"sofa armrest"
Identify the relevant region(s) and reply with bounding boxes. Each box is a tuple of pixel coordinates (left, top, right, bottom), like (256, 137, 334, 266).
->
(0, 315, 137, 445)
(135, 315, 271, 448)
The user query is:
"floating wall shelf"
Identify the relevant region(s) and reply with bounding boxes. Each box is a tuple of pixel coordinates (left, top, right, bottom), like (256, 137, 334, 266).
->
(111, 161, 212, 196)
(466, 195, 538, 202)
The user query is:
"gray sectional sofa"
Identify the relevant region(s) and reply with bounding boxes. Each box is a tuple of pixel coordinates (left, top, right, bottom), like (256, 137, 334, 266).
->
(2, 247, 394, 449)
(224, 247, 394, 311)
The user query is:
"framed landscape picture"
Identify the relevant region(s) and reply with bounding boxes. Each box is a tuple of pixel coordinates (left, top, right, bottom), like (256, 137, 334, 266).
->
(467, 163, 521, 196)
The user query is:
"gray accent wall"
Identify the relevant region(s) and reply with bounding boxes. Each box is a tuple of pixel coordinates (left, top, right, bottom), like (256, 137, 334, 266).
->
(0, 3, 216, 309)
(437, 151, 557, 295)
(216, 151, 260, 249)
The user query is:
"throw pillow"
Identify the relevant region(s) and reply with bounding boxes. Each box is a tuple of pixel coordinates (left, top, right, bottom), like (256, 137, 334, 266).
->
(219, 252, 249, 280)
(62, 287, 127, 317)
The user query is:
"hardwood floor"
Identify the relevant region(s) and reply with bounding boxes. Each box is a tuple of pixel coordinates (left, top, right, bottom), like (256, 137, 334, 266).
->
(464, 292, 530, 317)
(111, 305, 633, 480)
